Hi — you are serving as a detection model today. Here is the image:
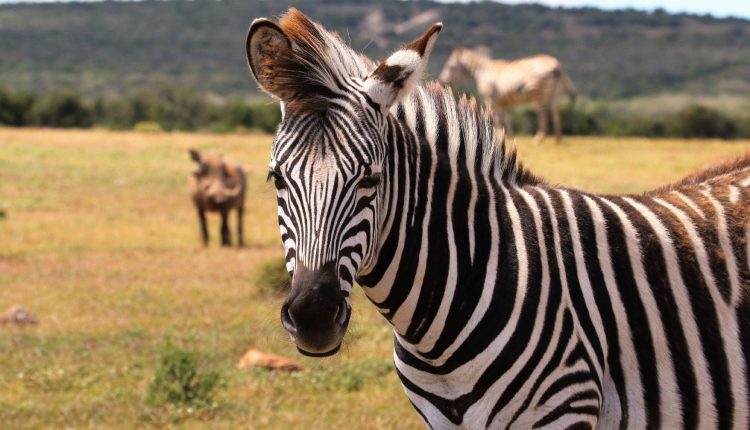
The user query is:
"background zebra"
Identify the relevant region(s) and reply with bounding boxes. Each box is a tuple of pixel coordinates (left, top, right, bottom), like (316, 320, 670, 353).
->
(439, 48, 576, 145)
(246, 9, 750, 428)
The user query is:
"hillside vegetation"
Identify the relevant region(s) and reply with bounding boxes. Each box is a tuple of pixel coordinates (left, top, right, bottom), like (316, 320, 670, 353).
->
(1, 0, 750, 99)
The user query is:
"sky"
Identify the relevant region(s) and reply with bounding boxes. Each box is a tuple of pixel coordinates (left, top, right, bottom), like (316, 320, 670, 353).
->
(0, 0, 747, 20)
(500, 0, 750, 19)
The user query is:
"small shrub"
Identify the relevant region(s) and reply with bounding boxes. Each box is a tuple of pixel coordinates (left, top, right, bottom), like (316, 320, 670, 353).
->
(257, 257, 291, 295)
(146, 341, 221, 407)
(0, 208, 5, 219)
(133, 121, 164, 133)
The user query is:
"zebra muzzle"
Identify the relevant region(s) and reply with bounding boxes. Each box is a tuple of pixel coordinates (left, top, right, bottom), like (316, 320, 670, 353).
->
(280, 261, 350, 357)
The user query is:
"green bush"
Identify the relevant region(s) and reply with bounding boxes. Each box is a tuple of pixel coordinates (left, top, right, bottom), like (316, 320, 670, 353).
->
(209, 100, 281, 134)
(31, 91, 92, 128)
(736, 114, 750, 139)
(246, 102, 281, 133)
(669, 105, 737, 139)
(91, 96, 143, 130)
(256, 257, 291, 295)
(508, 102, 748, 139)
(510, 104, 602, 136)
(90, 86, 280, 133)
(0, 86, 35, 126)
(146, 341, 221, 406)
(559, 105, 602, 135)
(140, 85, 209, 131)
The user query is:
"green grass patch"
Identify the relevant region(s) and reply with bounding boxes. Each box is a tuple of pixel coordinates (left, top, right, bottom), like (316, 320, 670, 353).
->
(146, 340, 222, 407)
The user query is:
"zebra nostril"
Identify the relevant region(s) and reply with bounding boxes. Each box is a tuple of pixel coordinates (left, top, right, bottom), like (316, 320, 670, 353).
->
(334, 302, 348, 326)
(281, 304, 297, 334)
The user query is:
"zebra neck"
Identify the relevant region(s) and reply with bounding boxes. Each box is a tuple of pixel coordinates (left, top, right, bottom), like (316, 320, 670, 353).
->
(358, 98, 521, 350)
(462, 53, 491, 81)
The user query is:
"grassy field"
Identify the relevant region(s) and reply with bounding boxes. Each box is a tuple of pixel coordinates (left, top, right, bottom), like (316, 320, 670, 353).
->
(1, 128, 750, 429)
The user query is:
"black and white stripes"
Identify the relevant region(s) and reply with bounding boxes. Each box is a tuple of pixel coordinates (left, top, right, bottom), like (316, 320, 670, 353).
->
(247, 9, 750, 428)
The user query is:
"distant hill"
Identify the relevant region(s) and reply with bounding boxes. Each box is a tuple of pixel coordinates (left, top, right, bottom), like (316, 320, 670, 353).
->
(1, 0, 750, 99)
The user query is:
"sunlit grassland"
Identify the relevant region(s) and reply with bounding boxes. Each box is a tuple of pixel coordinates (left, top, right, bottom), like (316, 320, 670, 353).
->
(1, 128, 749, 429)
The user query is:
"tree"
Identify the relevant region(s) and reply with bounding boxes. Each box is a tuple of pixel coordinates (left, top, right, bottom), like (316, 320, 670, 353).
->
(31, 91, 92, 128)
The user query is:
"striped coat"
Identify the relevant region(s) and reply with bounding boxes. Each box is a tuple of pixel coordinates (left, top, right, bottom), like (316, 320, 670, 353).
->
(389, 143, 750, 428)
(439, 48, 576, 145)
(246, 9, 750, 428)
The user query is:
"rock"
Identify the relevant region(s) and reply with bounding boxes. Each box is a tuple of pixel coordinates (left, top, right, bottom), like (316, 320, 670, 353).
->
(0, 305, 39, 326)
(237, 348, 303, 372)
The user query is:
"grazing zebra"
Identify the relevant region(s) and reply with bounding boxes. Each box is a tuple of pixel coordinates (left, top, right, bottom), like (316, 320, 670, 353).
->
(439, 48, 576, 145)
(246, 9, 750, 429)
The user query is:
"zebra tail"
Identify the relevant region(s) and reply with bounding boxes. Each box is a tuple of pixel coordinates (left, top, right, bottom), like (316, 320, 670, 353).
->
(557, 67, 577, 104)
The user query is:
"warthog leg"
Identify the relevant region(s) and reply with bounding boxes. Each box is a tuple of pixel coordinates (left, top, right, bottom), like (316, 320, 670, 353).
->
(220, 209, 231, 247)
(237, 205, 245, 247)
(198, 207, 209, 247)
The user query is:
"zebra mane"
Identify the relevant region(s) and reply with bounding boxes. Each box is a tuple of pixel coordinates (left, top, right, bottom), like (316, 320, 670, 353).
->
(405, 82, 544, 186)
(275, 9, 541, 186)
(650, 152, 750, 193)
(270, 9, 373, 113)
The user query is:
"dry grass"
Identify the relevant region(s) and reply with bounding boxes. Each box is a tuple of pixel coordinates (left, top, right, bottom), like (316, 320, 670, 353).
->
(1, 128, 749, 429)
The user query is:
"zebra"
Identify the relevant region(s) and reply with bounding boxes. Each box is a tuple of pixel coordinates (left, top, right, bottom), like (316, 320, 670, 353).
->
(439, 48, 576, 145)
(246, 9, 750, 429)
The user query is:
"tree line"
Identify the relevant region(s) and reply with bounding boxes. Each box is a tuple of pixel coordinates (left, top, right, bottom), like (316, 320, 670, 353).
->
(1, 85, 749, 139)
(0, 85, 280, 133)
(513, 103, 750, 139)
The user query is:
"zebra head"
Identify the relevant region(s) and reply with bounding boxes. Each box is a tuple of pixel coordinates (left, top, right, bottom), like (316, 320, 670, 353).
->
(246, 9, 441, 356)
(438, 48, 465, 85)
(438, 47, 489, 85)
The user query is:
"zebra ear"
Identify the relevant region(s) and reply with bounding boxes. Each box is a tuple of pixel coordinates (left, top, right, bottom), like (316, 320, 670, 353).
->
(364, 23, 443, 113)
(246, 18, 294, 100)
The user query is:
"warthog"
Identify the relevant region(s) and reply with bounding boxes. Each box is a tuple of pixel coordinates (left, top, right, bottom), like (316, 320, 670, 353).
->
(189, 148, 246, 247)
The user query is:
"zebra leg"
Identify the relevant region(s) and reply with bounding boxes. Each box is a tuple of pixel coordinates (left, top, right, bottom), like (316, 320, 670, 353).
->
(491, 107, 504, 132)
(533, 105, 548, 145)
(551, 100, 562, 144)
(503, 109, 514, 138)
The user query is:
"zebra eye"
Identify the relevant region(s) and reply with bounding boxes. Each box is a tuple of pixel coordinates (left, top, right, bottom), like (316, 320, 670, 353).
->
(359, 172, 381, 189)
(267, 170, 286, 190)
